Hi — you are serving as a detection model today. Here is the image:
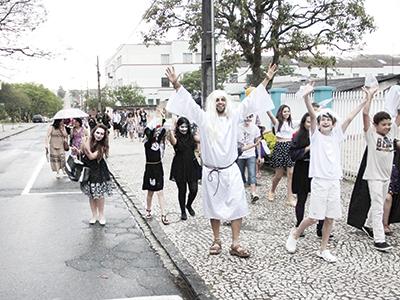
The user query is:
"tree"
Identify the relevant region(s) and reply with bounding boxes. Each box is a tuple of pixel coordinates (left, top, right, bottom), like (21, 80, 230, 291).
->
(105, 85, 146, 107)
(0, 0, 48, 57)
(0, 83, 31, 122)
(13, 83, 63, 118)
(143, 0, 375, 85)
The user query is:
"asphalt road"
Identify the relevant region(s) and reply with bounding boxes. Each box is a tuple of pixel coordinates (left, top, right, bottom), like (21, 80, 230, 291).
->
(0, 124, 186, 300)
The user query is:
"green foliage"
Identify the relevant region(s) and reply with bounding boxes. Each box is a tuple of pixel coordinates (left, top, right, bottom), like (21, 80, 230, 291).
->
(142, 0, 375, 85)
(104, 85, 146, 107)
(0, 82, 62, 121)
(180, 69, 201, 94)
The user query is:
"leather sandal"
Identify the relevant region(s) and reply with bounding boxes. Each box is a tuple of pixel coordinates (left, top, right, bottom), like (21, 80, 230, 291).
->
(161, 214, 170, 225)
(209, 239, 222, 255)
(230, 244, 250, 258)
(145, 209, 152, 219)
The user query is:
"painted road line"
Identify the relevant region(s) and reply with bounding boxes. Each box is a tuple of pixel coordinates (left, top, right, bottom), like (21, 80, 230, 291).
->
(21, 156, 46, 195)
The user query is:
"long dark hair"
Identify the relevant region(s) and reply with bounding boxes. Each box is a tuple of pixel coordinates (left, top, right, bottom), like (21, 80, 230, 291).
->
(294, 112, 310, 148)
(52, 119, 62, 129)
(276, 105, 292, 132)
(174, 117, 195, 146)
(89, 124, 109, 159)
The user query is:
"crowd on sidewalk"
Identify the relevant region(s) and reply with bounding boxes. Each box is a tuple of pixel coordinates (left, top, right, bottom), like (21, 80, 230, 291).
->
(43, 65, 400, 266)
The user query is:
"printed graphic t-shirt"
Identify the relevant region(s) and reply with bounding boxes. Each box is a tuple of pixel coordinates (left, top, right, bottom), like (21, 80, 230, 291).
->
(363, 125, 398, 181)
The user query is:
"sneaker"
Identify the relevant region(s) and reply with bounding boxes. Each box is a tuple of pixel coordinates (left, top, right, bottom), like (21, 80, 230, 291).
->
(89, 217, 97, 225)
(374, 242, 392, 252)
(251, 193, 260, 204)
(361, 226, 374, 239)
(98, 217, 106, 226)
(316, 250, 337, 263)
(286, 229, 298, 253)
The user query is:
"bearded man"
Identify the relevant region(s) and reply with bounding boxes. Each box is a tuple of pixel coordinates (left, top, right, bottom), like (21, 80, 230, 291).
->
(165, 64, 277, 258)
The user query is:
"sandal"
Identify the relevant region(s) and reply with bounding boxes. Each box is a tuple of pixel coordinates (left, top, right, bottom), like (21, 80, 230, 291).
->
(384, 225, 393, 236)
(161, 214, 170, 225)
(209, 239, 222, 255)
(145, 209, 152, 219)
(229, 244, 250, 258)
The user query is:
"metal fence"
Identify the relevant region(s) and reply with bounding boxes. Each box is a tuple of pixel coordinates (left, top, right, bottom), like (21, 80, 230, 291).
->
(281, 90, 386, 181)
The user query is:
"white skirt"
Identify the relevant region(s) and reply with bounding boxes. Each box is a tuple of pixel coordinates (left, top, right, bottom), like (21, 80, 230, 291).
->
(202, 163, 248, 220)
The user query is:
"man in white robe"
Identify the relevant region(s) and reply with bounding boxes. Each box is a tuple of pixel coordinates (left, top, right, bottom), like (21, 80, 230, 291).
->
(165, 64, 276, 258)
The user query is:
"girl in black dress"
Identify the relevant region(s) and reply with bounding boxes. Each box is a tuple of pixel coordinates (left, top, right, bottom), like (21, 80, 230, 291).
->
(74, 124, 112, 226)
(142, 124, 169, 225)
(168, 117, 201, 220)
(290, 113, 324, 236)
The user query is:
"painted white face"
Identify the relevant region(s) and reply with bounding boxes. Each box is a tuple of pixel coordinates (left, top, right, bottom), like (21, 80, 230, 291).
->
(178, 124, 189, 135)
(94, 128, 105, 141)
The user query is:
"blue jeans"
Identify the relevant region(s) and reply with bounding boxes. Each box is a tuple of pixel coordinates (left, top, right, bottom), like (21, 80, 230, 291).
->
(237, 156, 256, 185)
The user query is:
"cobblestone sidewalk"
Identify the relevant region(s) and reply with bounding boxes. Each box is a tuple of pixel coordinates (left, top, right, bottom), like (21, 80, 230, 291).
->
(108, 136, 400, 300)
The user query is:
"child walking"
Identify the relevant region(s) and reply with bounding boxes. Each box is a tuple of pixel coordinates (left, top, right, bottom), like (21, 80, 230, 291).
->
(267, 105, 296, 206)
(286, 82, 368, 262)
(142, 122, 170, 225)
(361, 87, 400, 251)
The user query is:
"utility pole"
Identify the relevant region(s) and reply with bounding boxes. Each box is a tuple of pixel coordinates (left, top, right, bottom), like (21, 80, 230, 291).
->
(97, 56, 102, 112)
(201, 0, 216, 108)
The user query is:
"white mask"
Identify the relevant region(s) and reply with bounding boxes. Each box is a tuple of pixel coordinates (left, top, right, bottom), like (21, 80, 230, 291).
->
(178, 124, 189, 135)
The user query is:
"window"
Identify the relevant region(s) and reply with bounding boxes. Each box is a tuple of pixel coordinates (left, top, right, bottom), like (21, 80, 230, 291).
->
(310, 73, 318, 78)
(230, 73, 238, 83)
(195, 53, 202, 64)
(161, 54, 170, 65)
(183, 53, 192, 64)
(353, 73, 359, 78)
(147, 99, 154, 105)
(156, 99, 160, 105)
(161, 77, 170, 87)
(378, 73, 384, 76)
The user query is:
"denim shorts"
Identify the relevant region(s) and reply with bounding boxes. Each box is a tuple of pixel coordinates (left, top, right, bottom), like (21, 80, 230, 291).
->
(237, 156, 256, 185)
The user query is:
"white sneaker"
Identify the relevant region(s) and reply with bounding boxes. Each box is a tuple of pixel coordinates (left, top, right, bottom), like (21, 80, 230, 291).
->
(89, 217, 97, 225)
(98, 217, 106, 226)
(286, 228, 298, 253)
(316, 250, 337, 263)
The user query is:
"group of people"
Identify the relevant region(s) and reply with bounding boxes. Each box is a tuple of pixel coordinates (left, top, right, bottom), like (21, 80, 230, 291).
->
(45, 64, 400, 262)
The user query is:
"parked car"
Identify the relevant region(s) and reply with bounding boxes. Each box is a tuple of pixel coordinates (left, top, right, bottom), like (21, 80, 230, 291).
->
(32, 114, 44, 123)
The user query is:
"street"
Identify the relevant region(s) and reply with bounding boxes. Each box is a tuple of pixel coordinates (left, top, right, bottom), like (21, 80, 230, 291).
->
(0, 125, 187, 300)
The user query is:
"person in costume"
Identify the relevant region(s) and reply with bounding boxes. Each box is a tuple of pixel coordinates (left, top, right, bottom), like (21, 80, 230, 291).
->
(286, 82, 368, 263)
(142, 118, 169, 225)
(168, 116, 201, 220)
(267, 105, 296, 206)
(165, 64, 276, 258)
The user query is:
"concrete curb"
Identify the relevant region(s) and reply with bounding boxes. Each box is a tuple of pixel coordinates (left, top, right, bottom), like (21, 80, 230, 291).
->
(0, 124, 37, 141)
(109, 170, 216, 300)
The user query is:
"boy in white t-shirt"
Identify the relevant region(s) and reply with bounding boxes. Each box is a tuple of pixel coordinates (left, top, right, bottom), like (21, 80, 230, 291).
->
(361, 87, 400, 251)
(285, 82, 368, 263)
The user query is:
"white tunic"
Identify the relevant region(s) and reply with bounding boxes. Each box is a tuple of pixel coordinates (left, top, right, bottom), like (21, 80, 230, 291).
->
(166, 84, 274, 220)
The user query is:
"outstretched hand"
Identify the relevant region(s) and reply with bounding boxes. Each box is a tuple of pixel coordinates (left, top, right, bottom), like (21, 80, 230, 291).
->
(266, 64, 278, 80)
(303, 82, 315, 98)
(362, 86, 378, 100)
(165, 67, 181, 89)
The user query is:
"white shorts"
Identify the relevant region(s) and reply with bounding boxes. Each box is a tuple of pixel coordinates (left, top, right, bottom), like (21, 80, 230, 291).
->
(308, 178, 341, 220)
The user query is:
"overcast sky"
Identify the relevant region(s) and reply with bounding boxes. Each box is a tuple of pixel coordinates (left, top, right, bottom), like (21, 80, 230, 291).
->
(0, 0, 398, 91)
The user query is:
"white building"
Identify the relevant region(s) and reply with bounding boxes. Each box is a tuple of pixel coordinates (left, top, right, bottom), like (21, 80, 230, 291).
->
(105, 40, 205, 105)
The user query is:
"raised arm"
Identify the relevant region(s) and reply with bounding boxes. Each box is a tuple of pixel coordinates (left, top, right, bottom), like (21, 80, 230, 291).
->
(362, 87, 377, 132)
(166, 66, 181, 91)
(261, 64, 278, 87)
(303, 82, 316, 133)
(266, 111, 278, 126)
(342, 89, 375, 133)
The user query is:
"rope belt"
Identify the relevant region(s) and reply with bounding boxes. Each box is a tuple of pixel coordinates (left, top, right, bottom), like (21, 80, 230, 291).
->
(146, 160, 161, 165)
(204, 160, 236, 196)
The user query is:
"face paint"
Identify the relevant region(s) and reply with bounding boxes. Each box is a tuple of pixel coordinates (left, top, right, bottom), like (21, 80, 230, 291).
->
(178, 124, 189, 134)
(94, 128, 105, 141)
